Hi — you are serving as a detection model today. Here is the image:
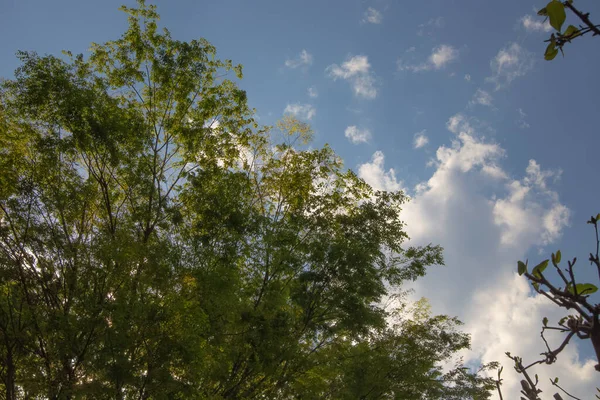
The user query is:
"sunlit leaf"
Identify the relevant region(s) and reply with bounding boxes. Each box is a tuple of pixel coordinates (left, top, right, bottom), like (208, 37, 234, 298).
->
(546, 0, 566, 32)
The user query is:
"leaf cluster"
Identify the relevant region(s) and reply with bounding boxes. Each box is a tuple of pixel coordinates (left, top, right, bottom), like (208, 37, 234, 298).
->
(0, 1, 494, 399)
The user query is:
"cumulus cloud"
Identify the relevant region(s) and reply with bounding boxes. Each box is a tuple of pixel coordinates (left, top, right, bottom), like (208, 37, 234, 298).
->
(307, 86, 318, 98)
(358, 151, 403, 192)
(283, 103, 316, 120)
(413, 130, 429, 149)
(398, 45, 459, 72)
(465, 274, 597, 400)
(362, 7, 382, 24)
(285, 49, 313, 69)
(326, 55, 378, 99)
(344, 125, 372, 144)
(493, 160, 569, 247)
(356, 111, 590, 399)
(520, 15, 553, 32)
(486, 43, 535, 90)
(469, 88, 494, 107)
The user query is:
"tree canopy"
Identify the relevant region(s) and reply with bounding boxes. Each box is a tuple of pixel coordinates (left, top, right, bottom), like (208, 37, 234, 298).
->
(0, 1, 495, 398)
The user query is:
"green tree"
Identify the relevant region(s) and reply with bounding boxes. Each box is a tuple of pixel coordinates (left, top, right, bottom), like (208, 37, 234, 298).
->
(0, 1, 495, 398)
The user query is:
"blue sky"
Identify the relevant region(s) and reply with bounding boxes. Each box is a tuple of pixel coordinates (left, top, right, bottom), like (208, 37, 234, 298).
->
(2, 0, 600, 397)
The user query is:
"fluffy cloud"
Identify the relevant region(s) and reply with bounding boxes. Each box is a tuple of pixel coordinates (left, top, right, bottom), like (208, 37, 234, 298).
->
(464, 74, 471, 82)
(397, 45, 459, 72)
(326, 55, 378, 99)
(285, 49, 313, 69)
(344, 125, 372, 144)
(520, 15, 553, 32)
(486, 43, 534, 90)
(465, 274, 597, 400)
(362, 7, 382, 24)
(469, 88, 494, 107)
(413, 130, 429, 149)
(358, 151, 403, 192)
(493, 160, 569, 247)
(307, 86, 318, 98)
(357, 112, 595, 399)
(284, 103, 316, 120)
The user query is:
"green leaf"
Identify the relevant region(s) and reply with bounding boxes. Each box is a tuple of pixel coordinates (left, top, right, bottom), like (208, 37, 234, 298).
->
(517, 261, 527, 276)
(558, 316, 567, 326)
(532, 259, 549, 278)
(554, 377, 559, 384)
(546, 0, 566, 32)
(563, 25, 581, 38)
(542, 317, 548, 326)
(568, 283, 598, 295)
(596, 213, 600, 221)
(532, 282, 540, 291)
(537, 7, 548, 16)
(544, 42, 559, 60)
(555, 250, 561, 264)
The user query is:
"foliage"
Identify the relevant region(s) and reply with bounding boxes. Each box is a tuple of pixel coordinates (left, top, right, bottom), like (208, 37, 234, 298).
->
(497, 216, 600, 399)
(0, 1, 495, 398)
(536, 0, 600, 60)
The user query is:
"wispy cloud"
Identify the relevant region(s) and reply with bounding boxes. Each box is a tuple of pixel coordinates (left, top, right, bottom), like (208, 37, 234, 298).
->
(517, 108, 530, 129)
(413, 130, 429, 149)
(283, 103, 316, 120)
(344, 125, 372, 144)
(362, 7, 382, 24)
(469, 88, 494, 107)
(464, 74, 471, 82)
(398, 45, 459, 72)
(486, 43, 534, 90)
(326, 55, 378, 99)
(520, 15, 553, 32)
(417, 16, 444, 36)
(285, 49, 313, 69)
(307, 86, 318, 98)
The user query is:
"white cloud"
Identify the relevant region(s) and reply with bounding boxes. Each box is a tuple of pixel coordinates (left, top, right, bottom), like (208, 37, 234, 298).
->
(344, 125, 372, 144)
(493, 159, 569, 247)
(520, 15, 553, 32)
(398, 45, 459, 72)
(358, 151, 403, 192)
(362, 7, 382, 24)
(285, 49, 313, 69)
(469, 88, 494, 107)
(413, 130, 429, 149)
(284, 103, 316, 120)
(430, 45, 458, 69)
(464, 74, 471, 81)
(486, 43, 535, 90)
(307, 86, 318, 98)
(326, 55, 378, 99)
(466, 274, 597, 400)
(360, 111, 587, 399)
